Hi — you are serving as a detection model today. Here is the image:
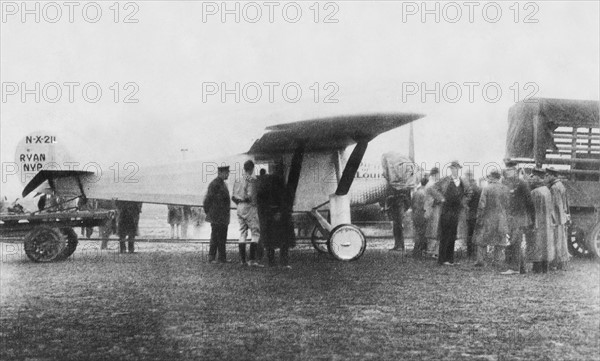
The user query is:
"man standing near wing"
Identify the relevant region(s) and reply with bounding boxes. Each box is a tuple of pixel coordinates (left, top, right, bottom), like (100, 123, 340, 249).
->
(204, 165, 231, 264)
(232, 160, 262, 267)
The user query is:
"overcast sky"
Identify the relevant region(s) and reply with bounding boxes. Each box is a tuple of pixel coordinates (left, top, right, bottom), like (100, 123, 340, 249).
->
(1, 1, 599, 197)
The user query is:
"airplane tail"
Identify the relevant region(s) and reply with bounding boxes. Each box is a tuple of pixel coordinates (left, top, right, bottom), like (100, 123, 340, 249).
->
(14, 131, 74, 191)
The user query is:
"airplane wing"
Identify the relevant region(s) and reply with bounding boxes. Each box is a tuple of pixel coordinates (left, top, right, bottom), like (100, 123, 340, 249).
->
(22, 113, 425, 207)
(248, 113, 424, 155)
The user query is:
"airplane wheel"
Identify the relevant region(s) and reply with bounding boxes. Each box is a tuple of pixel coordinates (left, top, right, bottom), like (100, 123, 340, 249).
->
(24, 226, 66, 262)
(327, 224, 366, 261)
(56, 227, 78, 260)
(567, 226, 590, 258)
(311, 226, 329, 254)
(587, 222, 600, 259)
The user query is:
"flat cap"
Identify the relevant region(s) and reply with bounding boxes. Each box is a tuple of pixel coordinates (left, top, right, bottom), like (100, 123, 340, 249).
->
(217, 165, 230, 172)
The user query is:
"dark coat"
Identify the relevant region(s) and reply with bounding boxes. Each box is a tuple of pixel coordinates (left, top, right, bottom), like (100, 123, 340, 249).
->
(203, 177, 231, 225)
(467, 183, 481, 221)
(257, 174, 295, 249)
(116, 201, 142, 238)
(428, 176, 472, 238)
(502, 176, 534, 228)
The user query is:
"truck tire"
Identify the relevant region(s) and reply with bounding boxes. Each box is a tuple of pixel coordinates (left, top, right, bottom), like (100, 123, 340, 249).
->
(24, 226, 66, 262)
(56, 227, 78, 260)
(587, 222, 600, 259)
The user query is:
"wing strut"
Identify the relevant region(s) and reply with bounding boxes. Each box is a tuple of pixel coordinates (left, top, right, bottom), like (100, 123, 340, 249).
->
(335, 140, 369, 196)
(286, 141, 306, 208)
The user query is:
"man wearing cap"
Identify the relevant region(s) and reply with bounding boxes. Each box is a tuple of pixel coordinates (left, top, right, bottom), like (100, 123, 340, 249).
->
(232, 160, 262, 267)
(529, 168, 555, 273)
(424, 167, 442, 258)
(204, 165, 231, 263)
(501, 159, 535, 274)
(545, 167, 570, 270)
(473, 170, 510, 267)
(430, 161, 472, 265)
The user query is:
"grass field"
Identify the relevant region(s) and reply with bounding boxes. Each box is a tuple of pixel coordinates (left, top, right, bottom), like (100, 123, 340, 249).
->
(1, 240, 599, 361)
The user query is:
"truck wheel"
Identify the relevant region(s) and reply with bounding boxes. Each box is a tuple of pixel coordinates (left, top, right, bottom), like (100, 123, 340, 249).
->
(24, 226, 66, 262)
(567, 226, 589, 257)
(587, 222, 600, 259)
(56, 227, 78, 260)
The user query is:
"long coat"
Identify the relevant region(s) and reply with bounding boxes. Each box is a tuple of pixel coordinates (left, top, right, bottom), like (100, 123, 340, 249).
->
(424, 180, 442, 239)
(549, 180, 569, 263)
(203, 177, 231, 225)
(257, 174, 295, 249)
(529, 184, 555, 262)
(473, 181, 510, 247)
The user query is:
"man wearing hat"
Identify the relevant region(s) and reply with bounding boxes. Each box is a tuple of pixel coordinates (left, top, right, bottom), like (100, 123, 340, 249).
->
(529, 168, 555, 273)
(204, 165, 231, 263)
(501, 159, 534, 274)
(545, 167, 570, 270)
(473, 169, 510, 267)
(430, 161, 472, 265)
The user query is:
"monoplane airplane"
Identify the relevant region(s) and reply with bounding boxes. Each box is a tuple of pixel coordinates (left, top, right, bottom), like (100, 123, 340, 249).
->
(21, 113, 424, 261)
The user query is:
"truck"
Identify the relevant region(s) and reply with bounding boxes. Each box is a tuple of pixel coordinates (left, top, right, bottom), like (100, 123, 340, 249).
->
(505, 98, 600, 258)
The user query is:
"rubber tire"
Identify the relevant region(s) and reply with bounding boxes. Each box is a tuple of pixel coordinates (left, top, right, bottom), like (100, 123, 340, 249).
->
(587, 222, 600, 259)
(24, 226, 66, 263)
(327, 224, 366, 261)
(567, 226, 589, 258)
(56, 227, 78, 260)
(311, 226, 329, 254)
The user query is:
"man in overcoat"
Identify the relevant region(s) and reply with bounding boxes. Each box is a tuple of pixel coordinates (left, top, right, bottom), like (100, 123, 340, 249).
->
(411, 175, 429, 258)
(545, 167, 570, 270)
(473, 170, 510, 267)
(204, 166, 231, 263)
(529, 168, 556, 273)
(424, 167, 441, 258)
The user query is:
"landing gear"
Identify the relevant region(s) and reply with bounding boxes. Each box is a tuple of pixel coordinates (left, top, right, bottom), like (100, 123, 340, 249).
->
(310, 226, 329, 254)
(24, 226, 66, 262)
(327, 224, 366, 261)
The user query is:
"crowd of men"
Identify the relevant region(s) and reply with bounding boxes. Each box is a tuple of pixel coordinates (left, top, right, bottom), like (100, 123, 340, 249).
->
(203, 160, 294, 268)
(66, 157, 570, 272)
(394, 159, 571, 274)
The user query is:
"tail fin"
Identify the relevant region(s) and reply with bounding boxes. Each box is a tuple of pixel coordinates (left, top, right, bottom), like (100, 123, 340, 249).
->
(14, 131, 74, 189)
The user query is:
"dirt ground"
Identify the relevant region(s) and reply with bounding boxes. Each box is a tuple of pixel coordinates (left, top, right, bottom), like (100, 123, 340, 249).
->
(1, 239, 599, 361)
